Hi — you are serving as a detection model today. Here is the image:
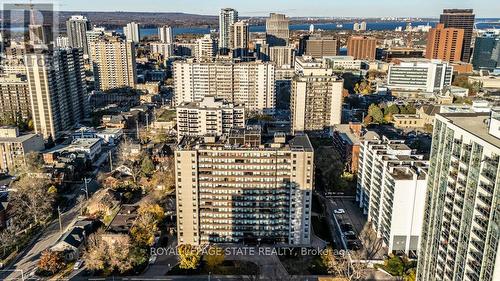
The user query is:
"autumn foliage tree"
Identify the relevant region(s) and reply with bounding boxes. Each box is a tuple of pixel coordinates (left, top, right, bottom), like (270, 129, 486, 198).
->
(38, 250, 65, 275)
(177, 244, 201, 269)
(205, 246, 225, 270)
(130, 202, 165, 247)
(84, 231, 147, 273)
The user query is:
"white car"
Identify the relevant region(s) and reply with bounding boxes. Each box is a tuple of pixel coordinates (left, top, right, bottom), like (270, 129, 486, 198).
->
(73, 259, 84, 270)
(334, 209, 345, 214)
(149, 254, 157, 265)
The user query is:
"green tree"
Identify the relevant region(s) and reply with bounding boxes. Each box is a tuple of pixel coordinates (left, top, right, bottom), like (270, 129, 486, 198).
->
(405, 105, 416, 114)
(385, 104, 400, 115)
(141, 155, 155, 177)
(177, 244, 201, 269)
(399, 105, 409, 114)
(205, 246, 225, 270)
(384, 255, 405, 276)
(368, 104, 384, 123)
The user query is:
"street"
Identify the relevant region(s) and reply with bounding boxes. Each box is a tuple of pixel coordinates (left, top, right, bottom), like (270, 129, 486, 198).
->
(0, 179, 99, 281)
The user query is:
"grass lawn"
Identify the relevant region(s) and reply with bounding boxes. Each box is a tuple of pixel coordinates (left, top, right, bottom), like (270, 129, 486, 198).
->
(167, 260, 259, 276)
(156, 109, 176, 122)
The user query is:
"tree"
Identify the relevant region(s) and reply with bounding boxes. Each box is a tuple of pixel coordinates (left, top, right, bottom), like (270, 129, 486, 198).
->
(398, 105, 409, 114)
(130, 202, 165, 246)
(320, 248, 368, 280)
(8, 176, 55, 226)
(0, 224, 21, 256)
(385, 104, 400, 115)
(405, 105, 416, 114)
(368, 104, 384, 123)
(84, 231, 108, 271)
(384, 113, 394, 123)
(141, 155, 155, 177)
(383, 255, 405, 276)
(321, 247, 347, 276)
(358, 222, 384, 260)
(38, 250, 65, 275)
(177, 244, 201, 269)
(363, 115, 373, 125)
(205, 246, 225, 270)
(84, 231, 147, 273)
(405, 268, 416, 281)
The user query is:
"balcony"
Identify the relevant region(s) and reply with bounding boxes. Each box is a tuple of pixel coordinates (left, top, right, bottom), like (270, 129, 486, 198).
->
(477, 193, 492, 206)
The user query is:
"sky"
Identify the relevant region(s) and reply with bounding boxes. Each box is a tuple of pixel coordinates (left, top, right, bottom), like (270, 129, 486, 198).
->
(36, 0, 500, 18)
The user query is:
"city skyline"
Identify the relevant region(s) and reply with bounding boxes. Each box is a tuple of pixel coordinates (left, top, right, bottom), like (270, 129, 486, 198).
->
(51, 0, 500, 18)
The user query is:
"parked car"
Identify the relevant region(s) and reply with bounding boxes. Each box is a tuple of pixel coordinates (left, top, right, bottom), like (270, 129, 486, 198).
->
(343, 231, 356, 236)
(347, 240, 361, 250)
(73, 259, 84, 270)
(149, 254, 157, 264)
(345, 234, 357, 241)
(334, 209, 345, 214)
(340, 223, 353, 231)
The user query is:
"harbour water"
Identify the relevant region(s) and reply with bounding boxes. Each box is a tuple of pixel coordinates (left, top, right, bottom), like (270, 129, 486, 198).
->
(115, 21, 500, 39)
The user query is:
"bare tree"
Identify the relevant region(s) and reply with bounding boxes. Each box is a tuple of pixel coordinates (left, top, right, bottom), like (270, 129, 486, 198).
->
(359, 222, 384, 260)
(321, 247, 369, 281)
(8, 176, 55, 226)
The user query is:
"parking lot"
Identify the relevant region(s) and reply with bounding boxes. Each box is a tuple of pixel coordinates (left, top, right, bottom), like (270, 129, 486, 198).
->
(329, 197, 367, 250)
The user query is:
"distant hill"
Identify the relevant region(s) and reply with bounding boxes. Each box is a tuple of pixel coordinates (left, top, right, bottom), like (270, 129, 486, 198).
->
(0, 11, 220, 29)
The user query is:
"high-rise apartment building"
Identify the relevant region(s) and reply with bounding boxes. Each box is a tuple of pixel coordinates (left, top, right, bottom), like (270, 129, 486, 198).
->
(66, 15, 91, 56)
(29, 24, 53, 46)
(472, 33, 500, 71)
(387, 59, 453, 93)
(291, 68, 343, 133)
(176, 96, 245, 141)
(195, 34, 218, 62)
(425, 24, 464, 62)
(89, 35, 137, 91)
(173, 60, 276, 112)
(347, 36, 377, 60)
(268, 46, 296, 68)
(417, 112, 500, 281)
(55, 36, 70, 48)
(123, 22, 140, 43)
(440, 9, 475, 62)
(219, 8, 238, 52)
(0, 74, 31, 121)
(356, 133, 428, 255)
(158, 25, 173, 44)
(150, 42, 174, 58)
(266, 13, 289, 47)
(305, 36, 339, 58)
(229, 21, 249, 58)
(175, 127, 314, 245)
(25, 49, 88, 139)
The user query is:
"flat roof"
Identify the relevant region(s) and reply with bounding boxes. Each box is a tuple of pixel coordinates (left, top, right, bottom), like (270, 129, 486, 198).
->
(0, 133, 40, 143)
(439, 113, 500, 148)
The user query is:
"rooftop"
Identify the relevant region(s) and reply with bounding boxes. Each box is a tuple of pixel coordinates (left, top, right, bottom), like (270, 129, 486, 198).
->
(178, 130, 313, 153)
(440, 112, 500, 148)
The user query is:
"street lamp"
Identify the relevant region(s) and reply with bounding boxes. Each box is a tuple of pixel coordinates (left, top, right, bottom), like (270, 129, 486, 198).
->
(81, 177, 91, 200)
